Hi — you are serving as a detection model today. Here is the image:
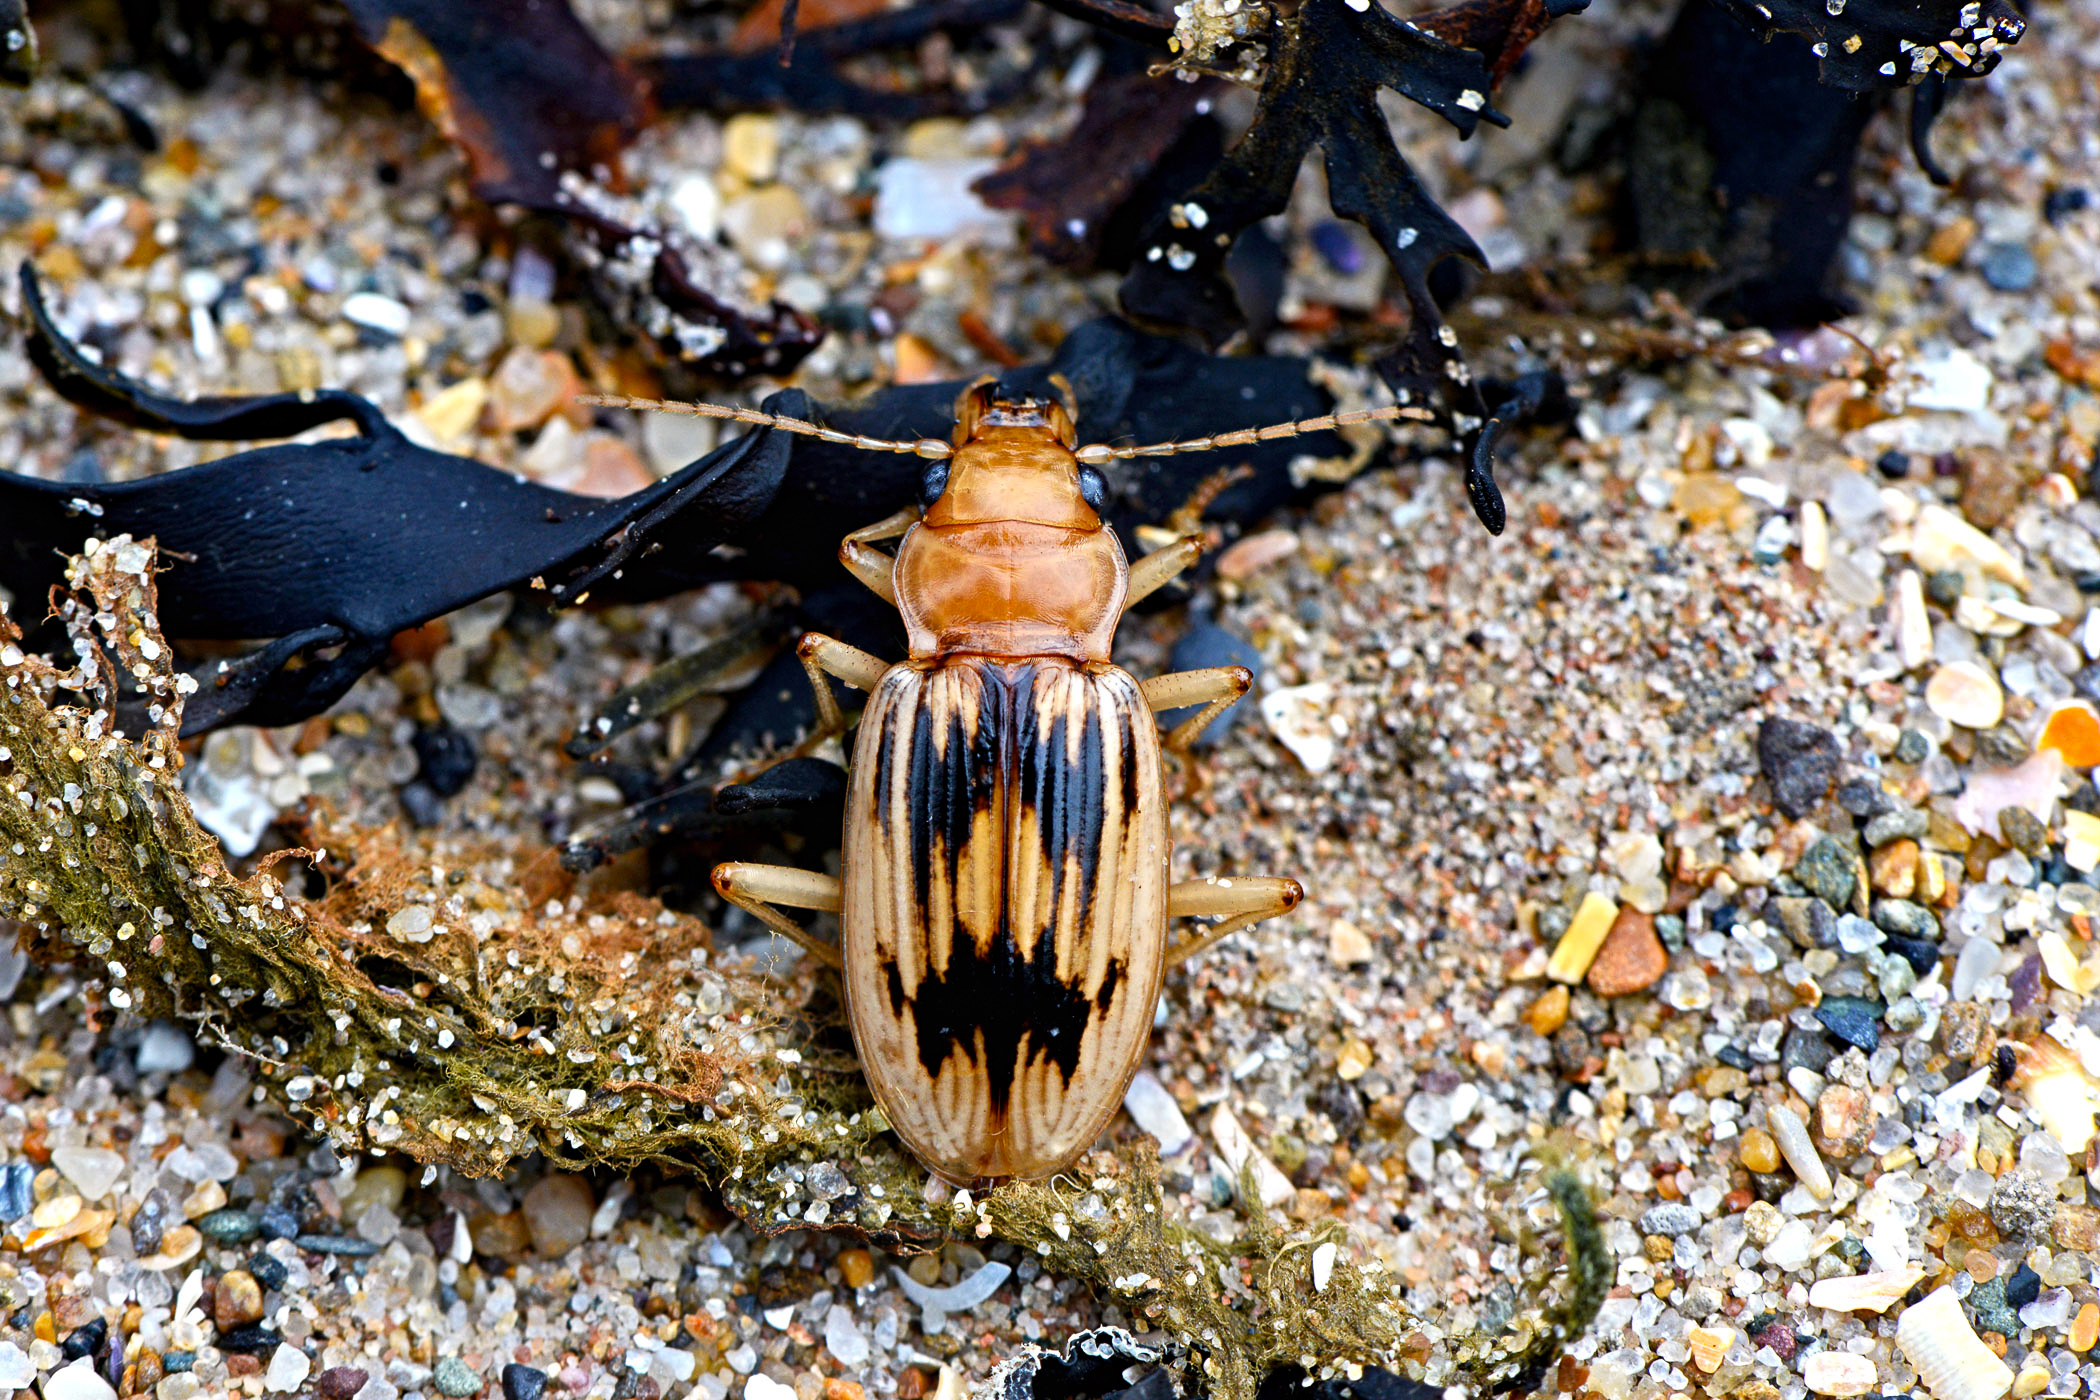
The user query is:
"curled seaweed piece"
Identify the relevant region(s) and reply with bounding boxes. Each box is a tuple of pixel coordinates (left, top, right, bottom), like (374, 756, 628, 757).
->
(1117, 0, 1569, 534)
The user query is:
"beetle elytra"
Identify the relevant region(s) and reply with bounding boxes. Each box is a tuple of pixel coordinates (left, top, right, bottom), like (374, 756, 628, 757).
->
(583, 377, 1428, 1183)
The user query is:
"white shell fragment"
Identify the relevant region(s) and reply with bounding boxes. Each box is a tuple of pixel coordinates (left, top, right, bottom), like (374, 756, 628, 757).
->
(1925, 661, 2004, 729)
(1766, 1104, 1832, 1199)
(1808, 1265, 1926, 1314)
(1122, 1071, 1193, 1155)
(1311, 1241, 1336, 1292)
(895, 1259, 1012, 1332)
(1261, 682, 1342, 773)
(1898, 1287, 2014, 1400)
(1802, 1353, 1877, 1397)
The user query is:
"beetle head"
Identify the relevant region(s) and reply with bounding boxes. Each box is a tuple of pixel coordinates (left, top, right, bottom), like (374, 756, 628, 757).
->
(924, 376, 1105, 530)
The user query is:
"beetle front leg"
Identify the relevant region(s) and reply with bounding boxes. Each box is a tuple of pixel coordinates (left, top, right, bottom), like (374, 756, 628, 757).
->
(1124, 534, 1205, 609)
(838, 507, 921, 605)
(711, 863, 844, 968)
(1165, 874, 1305, 966)
(1140, 664, 1252, 753)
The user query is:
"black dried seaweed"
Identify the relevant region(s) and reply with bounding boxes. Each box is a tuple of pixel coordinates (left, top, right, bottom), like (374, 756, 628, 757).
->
(6, 271, 1385, 735)
(1627, 0, 1877, 327)
(340, 0, 823, 376)
(642, 0, 1030, 120)
(0, 0, 36, 85)
(1, 264, 796, 733)
(1116, 0, 1581, 536)
(1703, 0, 2023, 90)
(338, 0, 647, 208)
(975, 72, 1226, 270)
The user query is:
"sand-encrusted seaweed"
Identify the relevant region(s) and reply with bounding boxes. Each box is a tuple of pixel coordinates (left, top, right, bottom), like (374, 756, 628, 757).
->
(0, 537, 1599, 1400)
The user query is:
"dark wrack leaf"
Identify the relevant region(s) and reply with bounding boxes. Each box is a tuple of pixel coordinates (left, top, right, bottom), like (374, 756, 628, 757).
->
(974, 73, 1225, 270)
(1909, 72, 1954, 186)
(1702, 0, 2024, 89)
(642, 0, 1029, 120)
(1119, 0, 1546, 533)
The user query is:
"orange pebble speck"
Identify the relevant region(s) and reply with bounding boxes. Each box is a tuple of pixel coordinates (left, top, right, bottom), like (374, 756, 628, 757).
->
(2040, 701, 2100, 768)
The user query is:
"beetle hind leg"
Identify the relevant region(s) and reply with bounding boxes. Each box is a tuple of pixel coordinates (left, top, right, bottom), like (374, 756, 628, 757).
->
(1165, 875, 1304, 967)
(711, 863, 844, 968)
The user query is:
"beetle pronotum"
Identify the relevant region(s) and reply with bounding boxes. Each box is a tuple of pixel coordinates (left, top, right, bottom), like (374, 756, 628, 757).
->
(585, 377, 1429, 1184)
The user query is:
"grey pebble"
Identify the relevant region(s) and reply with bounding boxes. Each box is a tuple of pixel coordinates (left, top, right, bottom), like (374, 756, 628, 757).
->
(1794, 837, 1857, 909)
(1872, 899, 1939, 940)
(434, 1358, 482, 1397)
(1862, 808, 1929, 847)
(1638, 1202, 1702, 1237)
(1980, 241, 2038, 292)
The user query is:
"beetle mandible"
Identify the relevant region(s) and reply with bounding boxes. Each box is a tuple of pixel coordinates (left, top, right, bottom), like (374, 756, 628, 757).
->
(585, 376, 1429, 1184)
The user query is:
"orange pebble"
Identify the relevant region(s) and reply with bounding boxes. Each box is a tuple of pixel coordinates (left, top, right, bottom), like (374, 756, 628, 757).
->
(2040, 701, 2100, 768)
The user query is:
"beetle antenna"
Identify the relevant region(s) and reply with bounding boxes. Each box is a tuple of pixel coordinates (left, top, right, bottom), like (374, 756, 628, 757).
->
(1072, 402, 1433, 465)
(578, 393, 954, 459)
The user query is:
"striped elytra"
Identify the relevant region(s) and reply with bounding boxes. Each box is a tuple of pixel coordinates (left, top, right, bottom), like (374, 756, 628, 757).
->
(700, 376, 1308, 1186)
(843, 656, 1167, 1183)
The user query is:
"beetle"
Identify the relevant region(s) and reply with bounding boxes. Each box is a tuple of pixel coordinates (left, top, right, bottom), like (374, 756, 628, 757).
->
(583, 375, 1427, 1184)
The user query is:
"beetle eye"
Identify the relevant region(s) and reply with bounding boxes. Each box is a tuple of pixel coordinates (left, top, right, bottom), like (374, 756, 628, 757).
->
(1077, 465, 1107, 513)
(919, 458, 950, 508)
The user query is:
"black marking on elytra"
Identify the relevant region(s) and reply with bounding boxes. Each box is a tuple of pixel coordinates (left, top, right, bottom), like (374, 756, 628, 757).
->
(1018, 676, 1107, 932)
(878, 658, 1132, 1113)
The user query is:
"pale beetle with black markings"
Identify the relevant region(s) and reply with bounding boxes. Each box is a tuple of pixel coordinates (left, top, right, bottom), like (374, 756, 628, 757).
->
(584, 375, 1430, 1184)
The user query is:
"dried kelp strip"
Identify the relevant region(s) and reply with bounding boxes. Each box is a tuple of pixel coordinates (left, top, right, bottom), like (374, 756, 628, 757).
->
(975, 72, 1226, 270)
(4, 283, 1390, 734)
(1118, 0, 1565, 536)
(335, 0, 821, 375)
(339, 0, 647, 208)
(0, 542, 1601, 1400)
(1626, 1, 1876, 328)
(643, 0, 1030, 120)
(1702, 0, 2023, 89)
(1, 264, 795, 733)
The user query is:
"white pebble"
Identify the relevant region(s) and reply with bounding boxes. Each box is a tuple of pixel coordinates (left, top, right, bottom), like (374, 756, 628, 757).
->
(136, 1022, 196, 1074)
(0, 1342, 32, 1389)
(1261, 682, 1341, 773)
(1809, 1266, 1925, 1314)
(265, 1346, 311, 1393)
(823, 1304, 870, 1368)
(341, 292, 412, 338)
(1925, 661, 2004, 729)
(1121, 1072, 1193, 1155)
(1311, 1241, 1336, 1293)
(1802, 1352, 1878, 1397)
(745, 1376, 798, 1400)
(45, 1359, 117, 1400)
(51, 1146, 126, 1201)
(1766, 1104, 1832, 1199)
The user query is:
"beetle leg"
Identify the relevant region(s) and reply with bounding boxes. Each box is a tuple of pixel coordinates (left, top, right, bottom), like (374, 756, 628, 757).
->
(797, 631, 891, 741)
(711, 862, 844, 968)
(838, 506, 921, 605)
(1164, 875, 1305, 967)
(1123, 534, 1206, 609)
(1140, 665, 1252, 753)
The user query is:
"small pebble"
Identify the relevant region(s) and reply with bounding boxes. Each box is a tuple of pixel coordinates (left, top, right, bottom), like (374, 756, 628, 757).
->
(1927, 661, 2006, 729)
(1638, 1202, 1700, 1237)
(521, 1175, 594, 1257)
(1766, 1105, 1833, 1199)
(1814, 995, 1884, 1052)
(265, 1347, 311, 1394)
(433, 1357, 482, 1397)
(1546, 891, 1619, 984)
(1979, 241, 2038, 292)
(1758, 717, 1842, 819)
(1740, 1127, 1782, 1174)
(1802, 1352, 1877, 1397)
(196, 1210, 259, 1244)
(1586, 907, 1668, 996)
(501, 1365, 548, 1400)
